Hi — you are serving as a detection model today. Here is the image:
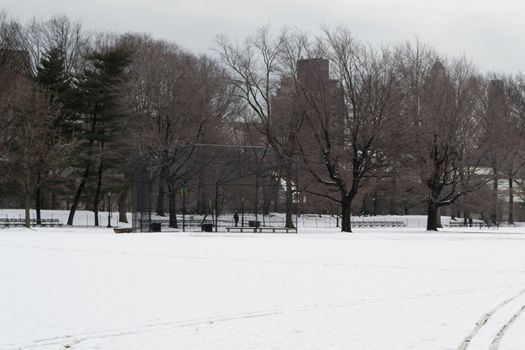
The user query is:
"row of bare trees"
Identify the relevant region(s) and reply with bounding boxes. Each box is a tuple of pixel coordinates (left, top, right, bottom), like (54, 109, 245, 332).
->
(0, 11, 236, 227)
(217, 26, 525, 231)
(2, 10, 525, 231)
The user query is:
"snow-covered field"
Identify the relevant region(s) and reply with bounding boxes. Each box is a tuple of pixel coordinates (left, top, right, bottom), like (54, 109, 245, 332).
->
(2, 226, 525, 349)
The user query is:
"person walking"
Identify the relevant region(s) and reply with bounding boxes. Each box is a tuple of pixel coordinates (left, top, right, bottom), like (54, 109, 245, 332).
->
(233, 212, 239, 227)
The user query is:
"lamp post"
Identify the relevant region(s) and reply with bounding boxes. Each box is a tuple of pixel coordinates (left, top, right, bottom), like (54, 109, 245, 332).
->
(107, 192, 112, 228)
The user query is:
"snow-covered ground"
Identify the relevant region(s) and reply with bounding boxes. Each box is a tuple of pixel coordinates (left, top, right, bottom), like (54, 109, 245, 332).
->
(2, 226, 525, 349)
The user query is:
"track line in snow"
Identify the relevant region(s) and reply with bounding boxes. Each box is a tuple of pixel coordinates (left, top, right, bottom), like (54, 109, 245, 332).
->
(457, 288, 525, 350)
(489, 302, 525, 349)
(0, 299, 372, 350)
(1, 287, 502, 350)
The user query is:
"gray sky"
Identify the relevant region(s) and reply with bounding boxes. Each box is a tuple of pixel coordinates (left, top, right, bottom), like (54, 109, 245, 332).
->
(3, 0, 524, 72)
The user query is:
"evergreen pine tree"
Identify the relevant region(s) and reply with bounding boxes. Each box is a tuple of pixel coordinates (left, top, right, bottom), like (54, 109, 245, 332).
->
(34, 46, 74, 223)
(67, 45, 131, 226)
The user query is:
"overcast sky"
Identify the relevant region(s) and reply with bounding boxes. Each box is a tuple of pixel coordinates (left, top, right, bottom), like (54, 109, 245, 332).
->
(3, 0, 524, 72)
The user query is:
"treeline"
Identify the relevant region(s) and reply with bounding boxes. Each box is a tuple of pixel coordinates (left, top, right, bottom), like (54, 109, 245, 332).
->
(0, 11, 236, 227)
(1, 10, 524, 231)
(218, 28, 525, 231)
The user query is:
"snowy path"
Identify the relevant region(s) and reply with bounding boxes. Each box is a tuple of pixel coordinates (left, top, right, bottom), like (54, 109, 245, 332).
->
(2, 228, 525, 349)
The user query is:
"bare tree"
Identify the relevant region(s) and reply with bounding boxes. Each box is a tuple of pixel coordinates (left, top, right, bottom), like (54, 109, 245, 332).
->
(216, 26, 300, 229)
(20, 15, 88, 77)
(506, 74, 525, 217)
(0, 73, 64, 227)
(396, 43, 490, 230)
(291, 28, 402, 232)
(126, 34, 234, 227)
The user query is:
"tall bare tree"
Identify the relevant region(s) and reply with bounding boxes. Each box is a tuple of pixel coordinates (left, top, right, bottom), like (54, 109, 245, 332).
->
(126, 34, 234, 227)
(0, 73, 65, 227)
(293, 27, 403, 232)
(216, 26, 299, 228)
(396, 43, 490, 230)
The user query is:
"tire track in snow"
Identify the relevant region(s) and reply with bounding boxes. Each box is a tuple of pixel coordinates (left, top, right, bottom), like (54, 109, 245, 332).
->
(0, 299, 374, 350)
(1, 287, 499, 350)
(489, 302, 525, 349)
(457, 288, 525, 350)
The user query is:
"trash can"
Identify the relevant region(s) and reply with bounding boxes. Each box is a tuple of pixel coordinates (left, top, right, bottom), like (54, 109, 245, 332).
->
(150, 222, 161, 232)
(201, 223, 213, 232)
(248, 220, 260, 228)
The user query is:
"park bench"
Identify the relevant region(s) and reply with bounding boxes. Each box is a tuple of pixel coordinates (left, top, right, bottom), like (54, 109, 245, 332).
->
(225, 226, 294, 233)
(352, 220, 406, 228)
(448, 221, 468, 227)
(114, 227, 133, 233)
(256, 227, 293, 233)
(0, 218, 63, 227)
(39, 219, 62, 227)
(225, 227, 256, 233)
(448, 220, 494, 228)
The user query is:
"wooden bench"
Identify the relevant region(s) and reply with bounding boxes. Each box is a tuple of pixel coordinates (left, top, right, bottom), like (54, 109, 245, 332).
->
(39, 219, 63, 227)
(256, 227, 294, 233)
(225, 227, 257, 233)
(448, 221, 467, 227)
(0, 218, 63, 227)
(114, 227, 133, 234)
(352, 220, 406, 228)
(448, 221, 489, 228)
(225, 226, 294, 233)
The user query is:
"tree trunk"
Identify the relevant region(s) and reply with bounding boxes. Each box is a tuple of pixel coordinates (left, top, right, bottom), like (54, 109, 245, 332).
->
(35, 186, 42, 225)
(436, 207, 442, 228)
(360, 193, 368, 215)
(24, 169, 31, 228)
(426, 201, 438, 231)
(341, 197, 352, 233)
(492, 170, 498, 225)
(118, 192, 128, 223)
(372, 190, 378, 216)
(196, 173, 205, 214)
(388, 197, 396, 215)
(216, 182, 220, 232)
(168, 187, 178, 228)
(285, 174, 294, 228)
(273, 177, 280, 213)
(157, 179, 165, 216)
(93, 158, 103, 227)
(67, 163, 91, 225)
(508, 173, 514, 224)
(51, 192, 56, 210)
(25, 192, 31, 228)
(68, 111, 97, 226)
(156, 151, 169, 216)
